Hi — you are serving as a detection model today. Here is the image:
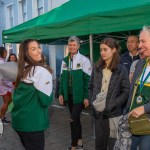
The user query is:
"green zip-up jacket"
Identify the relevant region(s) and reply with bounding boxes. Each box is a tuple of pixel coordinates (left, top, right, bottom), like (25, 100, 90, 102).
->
(11, 66, 53, 132)
(59, 52, 92, 103)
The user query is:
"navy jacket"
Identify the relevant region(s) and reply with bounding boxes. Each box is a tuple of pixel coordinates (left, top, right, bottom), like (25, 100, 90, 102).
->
(120, 51, 140, 73)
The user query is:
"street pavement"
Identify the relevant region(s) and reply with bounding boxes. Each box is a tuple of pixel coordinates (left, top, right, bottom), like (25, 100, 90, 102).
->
(0, 97, 95, 150)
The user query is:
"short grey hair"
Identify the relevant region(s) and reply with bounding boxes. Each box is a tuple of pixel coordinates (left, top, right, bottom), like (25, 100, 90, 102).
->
(68, 36, 80, 45)
(140, 25, 150, 36)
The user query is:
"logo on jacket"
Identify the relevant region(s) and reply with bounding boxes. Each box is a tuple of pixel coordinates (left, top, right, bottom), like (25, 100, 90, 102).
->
(45, 81, 50, 85)
(123, 63, 129, 65)
(76, 63, 80, 68)
(63, 64, 67, 68)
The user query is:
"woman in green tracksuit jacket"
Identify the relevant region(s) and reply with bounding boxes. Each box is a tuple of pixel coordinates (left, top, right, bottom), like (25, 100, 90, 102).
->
(11, 39, 53, 150)
(59, 36, 92, 150)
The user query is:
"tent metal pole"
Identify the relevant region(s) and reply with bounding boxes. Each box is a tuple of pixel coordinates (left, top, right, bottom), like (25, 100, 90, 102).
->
(89, 35, 93, 65)
(89, 34, 96, 139)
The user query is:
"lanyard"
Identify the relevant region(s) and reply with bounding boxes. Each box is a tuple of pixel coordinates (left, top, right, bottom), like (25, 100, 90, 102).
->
(139, 58, 150, 93)
(68, 56, 73, 86)
(69, 57, 73, 71)
(130, 58, 150, 108)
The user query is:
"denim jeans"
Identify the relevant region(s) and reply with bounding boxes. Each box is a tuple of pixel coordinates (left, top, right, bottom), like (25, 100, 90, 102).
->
(131, 135, 150, 150)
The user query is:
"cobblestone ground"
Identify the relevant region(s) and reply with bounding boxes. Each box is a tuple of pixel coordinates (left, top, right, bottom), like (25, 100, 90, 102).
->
(0, 97, 95, 150)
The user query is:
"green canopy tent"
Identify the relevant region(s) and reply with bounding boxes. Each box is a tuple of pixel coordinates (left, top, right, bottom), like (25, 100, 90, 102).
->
(3, 0, 150, 43)
(2, 0, 150, 62)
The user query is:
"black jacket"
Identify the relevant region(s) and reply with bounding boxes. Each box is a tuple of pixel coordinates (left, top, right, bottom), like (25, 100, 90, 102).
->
(88, 64, 130, 119)
(120, 51, 140, 73)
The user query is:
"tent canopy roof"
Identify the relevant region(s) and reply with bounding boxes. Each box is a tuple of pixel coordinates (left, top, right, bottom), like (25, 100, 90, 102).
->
(2, 0, 150, 43)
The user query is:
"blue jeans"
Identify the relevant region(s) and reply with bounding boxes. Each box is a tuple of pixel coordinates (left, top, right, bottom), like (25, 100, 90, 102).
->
(131, 135, 150, 150)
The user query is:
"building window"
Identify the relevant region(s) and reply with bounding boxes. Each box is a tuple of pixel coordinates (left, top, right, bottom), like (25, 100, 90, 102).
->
(21, 0, 27, 22)
(37, 0, 43, 16)
(7, 5, 13, 28)
(5, 44, 13, 57)
(18, 0, 27, 23)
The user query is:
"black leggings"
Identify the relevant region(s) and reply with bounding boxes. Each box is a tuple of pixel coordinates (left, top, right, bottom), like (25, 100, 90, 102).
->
(16, 130, 45, 150)
(68, 95, 83, 147)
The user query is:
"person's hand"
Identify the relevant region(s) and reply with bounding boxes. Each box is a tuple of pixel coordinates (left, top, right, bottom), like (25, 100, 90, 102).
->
(128, 106, 145, 118)
(84, 99, 89, 108)
(91, 103, 101, 119)
(59, 95, 64, 105)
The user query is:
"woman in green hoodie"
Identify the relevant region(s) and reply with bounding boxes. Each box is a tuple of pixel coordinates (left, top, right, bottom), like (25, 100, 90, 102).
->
(11, 39, 53, 150)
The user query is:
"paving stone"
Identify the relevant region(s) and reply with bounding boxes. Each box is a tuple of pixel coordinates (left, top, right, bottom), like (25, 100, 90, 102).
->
(0, 97, 95, 150)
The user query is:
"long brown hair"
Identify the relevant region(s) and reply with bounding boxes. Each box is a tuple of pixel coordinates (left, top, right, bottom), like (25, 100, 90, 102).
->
(15, 39, 52, 89)
(96, 38, 120, 71)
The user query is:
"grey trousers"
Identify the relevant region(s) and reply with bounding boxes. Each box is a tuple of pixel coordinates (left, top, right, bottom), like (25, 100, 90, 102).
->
(94, 116, 116, 150)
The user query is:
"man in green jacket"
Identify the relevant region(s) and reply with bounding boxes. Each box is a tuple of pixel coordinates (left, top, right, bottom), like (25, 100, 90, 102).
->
(59, 36, 92, 150)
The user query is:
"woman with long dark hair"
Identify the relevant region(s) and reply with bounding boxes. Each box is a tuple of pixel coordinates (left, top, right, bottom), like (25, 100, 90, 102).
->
(11, 39, 53, 150)
(88, 38, 130, 150)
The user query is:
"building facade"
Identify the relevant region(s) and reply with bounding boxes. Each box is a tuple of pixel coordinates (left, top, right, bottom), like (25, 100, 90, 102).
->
(0, 0, 68, 78)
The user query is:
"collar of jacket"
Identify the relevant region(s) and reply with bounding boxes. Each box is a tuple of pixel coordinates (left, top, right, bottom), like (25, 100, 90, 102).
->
(131, 59, 146, 85)
(69, 51, 79, 59)
(123, 51, 139, 59)
(0, 57, 6, 62)
(64, 51, 79, 67)
(96, 64, 122, 74)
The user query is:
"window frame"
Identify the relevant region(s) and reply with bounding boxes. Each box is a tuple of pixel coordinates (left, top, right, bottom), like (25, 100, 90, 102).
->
(5, 3, 14, 29)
